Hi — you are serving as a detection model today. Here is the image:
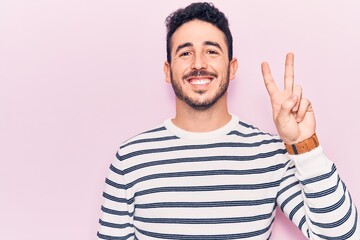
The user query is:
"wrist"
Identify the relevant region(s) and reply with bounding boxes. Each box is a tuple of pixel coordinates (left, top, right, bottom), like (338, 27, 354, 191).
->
(284, 133, 319, 155)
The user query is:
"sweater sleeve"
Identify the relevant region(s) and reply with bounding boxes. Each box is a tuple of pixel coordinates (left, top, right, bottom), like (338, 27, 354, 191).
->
(277, 146, 359, 239)
(97, 151, 135, 240)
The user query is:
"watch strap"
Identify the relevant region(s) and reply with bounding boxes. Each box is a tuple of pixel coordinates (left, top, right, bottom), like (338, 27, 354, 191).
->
(285, 133, 319, 155)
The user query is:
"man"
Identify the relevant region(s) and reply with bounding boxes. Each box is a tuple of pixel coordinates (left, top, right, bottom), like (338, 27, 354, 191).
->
(98, 2, 359, 239)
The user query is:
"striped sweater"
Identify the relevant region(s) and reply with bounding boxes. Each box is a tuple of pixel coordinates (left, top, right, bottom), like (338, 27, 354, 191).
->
(97, 115, 359, 239)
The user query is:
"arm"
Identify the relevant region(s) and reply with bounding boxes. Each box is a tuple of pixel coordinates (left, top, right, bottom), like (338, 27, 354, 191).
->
(97, 150, 135, 240)
(262, 53, 359, 239)
(277, 146, 359, 239)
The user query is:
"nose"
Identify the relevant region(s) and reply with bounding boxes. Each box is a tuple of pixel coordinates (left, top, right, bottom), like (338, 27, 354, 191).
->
(190, 53, 207, 70)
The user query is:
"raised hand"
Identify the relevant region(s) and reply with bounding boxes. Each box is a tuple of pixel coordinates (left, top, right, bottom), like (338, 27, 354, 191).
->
(261, 53, 316, 144)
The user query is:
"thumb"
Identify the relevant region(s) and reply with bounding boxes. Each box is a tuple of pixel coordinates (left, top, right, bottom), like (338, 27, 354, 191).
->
(276, 94, 298, 126)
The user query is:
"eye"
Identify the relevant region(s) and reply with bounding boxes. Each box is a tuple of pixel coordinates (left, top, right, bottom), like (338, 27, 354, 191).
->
(179, 51, 191, 57)
(207, 50, 219, 55)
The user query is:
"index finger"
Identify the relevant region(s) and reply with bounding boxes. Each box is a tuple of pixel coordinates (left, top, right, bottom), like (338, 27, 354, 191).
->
(261, 61, 278, 97)
(284, 52, 295, 92)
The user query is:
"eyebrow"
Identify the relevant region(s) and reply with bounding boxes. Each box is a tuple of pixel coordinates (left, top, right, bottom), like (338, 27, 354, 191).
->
(204, 41, 223, 52)
(175, 42, 193, 54)
(175, 41, 223, 54)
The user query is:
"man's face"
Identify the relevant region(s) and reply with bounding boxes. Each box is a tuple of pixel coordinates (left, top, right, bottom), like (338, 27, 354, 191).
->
(164, 20, 237, 110)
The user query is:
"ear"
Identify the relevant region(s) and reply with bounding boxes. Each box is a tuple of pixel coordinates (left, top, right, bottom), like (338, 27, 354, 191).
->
(228, 58, 238, 80)
(164, 61, 171, 83)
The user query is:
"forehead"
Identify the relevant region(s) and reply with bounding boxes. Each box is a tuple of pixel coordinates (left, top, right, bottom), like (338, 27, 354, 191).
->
(171, 20, 227, 51)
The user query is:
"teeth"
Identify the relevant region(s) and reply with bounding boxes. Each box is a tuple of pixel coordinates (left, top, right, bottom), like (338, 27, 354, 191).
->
(189, 79, 211, 85)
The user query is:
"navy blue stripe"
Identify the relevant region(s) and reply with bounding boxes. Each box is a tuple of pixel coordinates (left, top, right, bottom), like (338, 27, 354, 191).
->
(97, 232, 134, 240)
(119, 148, 287, 174)
(105, 177, 126, 189)
(277, 180, 299, 198)
(310, 193, 346, 214)
(266, 233, 272, 240)
(127, 162, 288, 188)
(238, 121, 259, 130)
(298, 215, 306, 230)
(103, 192, 133, 204)
(119, 127, 167, 150)
(136, 198, 275, 209)
(280, 190, 302, 212)
(226, 131, 269, 137)
(279, 173, 295, 183)
(289, 201, 304, 220)
(301, 164, 336, 185)
(279, 164, 296, 182)
(287, 165, 296, 170)
(101, 206, 134, 216)
(135, 218, 274, 239)
(313, 209, 358, 240)
(99, 219, 133, 229)
(119, 139, 283, 160)
(110, 164, 124, 175)
(311, 202, 353, 228)
(143, 126, 167, 134)
(121, 136, 179, 149)
(135, 181, 281, 197)
(134, 212, 273, 224)
(305, 176, 341, 198)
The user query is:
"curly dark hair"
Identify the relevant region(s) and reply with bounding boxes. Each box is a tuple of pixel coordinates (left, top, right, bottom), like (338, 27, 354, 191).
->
(165, 2, 233, 63)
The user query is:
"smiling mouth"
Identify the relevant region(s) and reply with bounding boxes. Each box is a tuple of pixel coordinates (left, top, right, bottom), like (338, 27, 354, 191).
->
(187, 77, 214, 85)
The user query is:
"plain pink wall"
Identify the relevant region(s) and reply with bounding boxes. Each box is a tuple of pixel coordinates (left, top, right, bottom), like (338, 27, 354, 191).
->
(1, 0, 359, 239)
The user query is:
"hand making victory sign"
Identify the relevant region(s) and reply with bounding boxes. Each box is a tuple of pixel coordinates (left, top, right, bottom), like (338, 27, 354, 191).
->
(261, 53, 316, 145)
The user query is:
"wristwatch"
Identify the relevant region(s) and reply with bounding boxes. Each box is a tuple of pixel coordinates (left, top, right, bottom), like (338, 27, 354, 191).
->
(284, 133, 319, 155)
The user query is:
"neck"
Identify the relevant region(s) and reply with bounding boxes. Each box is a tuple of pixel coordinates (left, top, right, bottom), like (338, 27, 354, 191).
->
(172, 93, 231, 132)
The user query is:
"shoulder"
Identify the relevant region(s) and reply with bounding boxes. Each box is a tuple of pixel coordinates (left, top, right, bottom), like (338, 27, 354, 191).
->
(230, 118, 281, 141)
(230, 119, 289, 165)
(120, 124, 169, 148)
(229, 118, 286, 154)
(115, 122, 178, 158)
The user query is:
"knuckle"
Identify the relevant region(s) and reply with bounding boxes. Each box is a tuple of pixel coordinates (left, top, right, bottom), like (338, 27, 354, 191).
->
(301, 98, 311, 105)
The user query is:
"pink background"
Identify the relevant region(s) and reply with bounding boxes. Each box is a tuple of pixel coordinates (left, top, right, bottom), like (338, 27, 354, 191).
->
(1, 0, 359, 239)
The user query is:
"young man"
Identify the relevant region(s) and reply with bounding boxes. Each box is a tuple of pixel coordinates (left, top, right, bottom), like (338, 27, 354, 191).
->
(98, 2, 359, 239)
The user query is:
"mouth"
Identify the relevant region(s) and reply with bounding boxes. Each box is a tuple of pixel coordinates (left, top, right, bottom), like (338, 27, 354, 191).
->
(187, 76, 214, 86)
